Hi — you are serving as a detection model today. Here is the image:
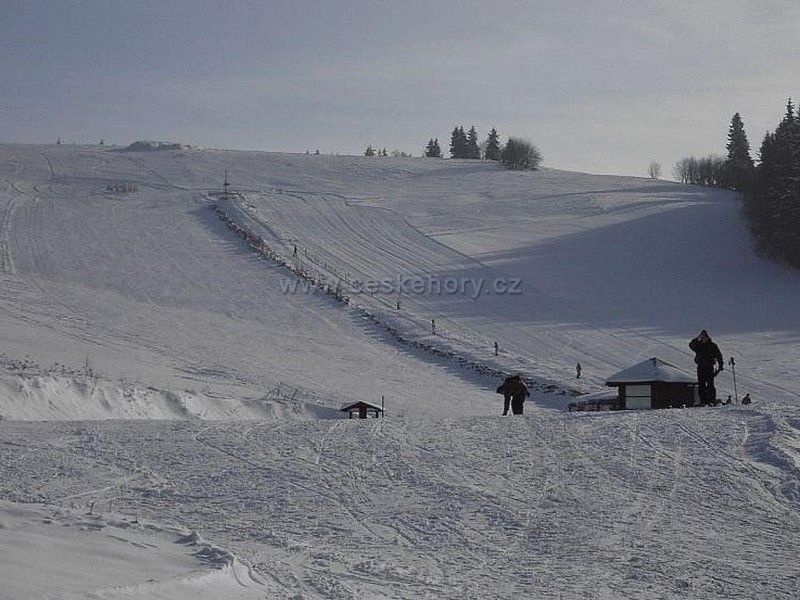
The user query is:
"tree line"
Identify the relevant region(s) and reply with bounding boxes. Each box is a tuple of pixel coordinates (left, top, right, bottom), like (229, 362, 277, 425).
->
(364, 125, 542, 171)
(676, 101, 800, 268)
(746, 100, 800, 267)
(673, 112, 754, 189)
(425, 125, 541, 170)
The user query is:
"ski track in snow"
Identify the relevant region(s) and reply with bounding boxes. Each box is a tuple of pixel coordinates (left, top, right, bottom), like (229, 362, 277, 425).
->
(0, 145, 798, 598)
(1, 415, 799, 598)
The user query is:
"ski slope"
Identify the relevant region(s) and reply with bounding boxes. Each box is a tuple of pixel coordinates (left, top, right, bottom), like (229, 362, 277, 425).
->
(0, 143, 798, 598)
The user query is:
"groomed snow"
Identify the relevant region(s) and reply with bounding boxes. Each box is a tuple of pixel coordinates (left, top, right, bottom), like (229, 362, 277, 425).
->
(0, 144, 798, 598)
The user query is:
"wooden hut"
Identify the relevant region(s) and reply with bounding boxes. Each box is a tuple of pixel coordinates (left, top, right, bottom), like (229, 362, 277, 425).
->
(606, 357, 698, 410)
(340, 401, 384, 419)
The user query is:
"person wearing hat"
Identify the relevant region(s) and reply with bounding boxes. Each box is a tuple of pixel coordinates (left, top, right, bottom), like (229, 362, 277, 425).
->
(689, 330, 724, 406)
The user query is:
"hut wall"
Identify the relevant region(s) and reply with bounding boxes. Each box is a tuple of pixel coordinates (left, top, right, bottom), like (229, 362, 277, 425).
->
(652, 383, 695, 409)
(624, 384, 652, 410)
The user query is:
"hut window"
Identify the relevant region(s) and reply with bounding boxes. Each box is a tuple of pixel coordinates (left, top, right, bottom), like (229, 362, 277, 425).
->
(626, 384, 651, 410)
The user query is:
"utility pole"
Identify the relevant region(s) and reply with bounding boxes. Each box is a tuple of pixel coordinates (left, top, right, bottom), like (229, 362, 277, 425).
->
(223, 169, 230, 198)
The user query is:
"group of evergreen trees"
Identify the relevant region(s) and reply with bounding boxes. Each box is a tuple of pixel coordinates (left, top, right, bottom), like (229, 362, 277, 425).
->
(424, 138, 442, 158)
(364, 145, 389, 157)
(438, 125, 501, 160)
(366, 125, 542, 171)
(747, 100, 800, 267)
(448, 125, 481, 159)
(677, 101, 800, 268)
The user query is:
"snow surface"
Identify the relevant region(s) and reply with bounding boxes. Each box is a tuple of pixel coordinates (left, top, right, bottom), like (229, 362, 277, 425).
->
(0, 144, 798, 598)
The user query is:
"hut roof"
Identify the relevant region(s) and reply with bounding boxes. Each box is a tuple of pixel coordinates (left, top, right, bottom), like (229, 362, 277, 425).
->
(606, 357, 696, 385)
(340, 401, 383, 412)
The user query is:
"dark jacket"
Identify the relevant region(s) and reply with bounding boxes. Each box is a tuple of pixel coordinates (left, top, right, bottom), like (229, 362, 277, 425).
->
(689, 336, 724, 370)
(497, 375, 529, 401)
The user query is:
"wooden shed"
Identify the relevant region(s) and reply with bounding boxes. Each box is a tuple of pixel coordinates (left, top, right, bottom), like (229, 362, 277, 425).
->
(606, 357, 698, 410)
(340, 401, 384, 419)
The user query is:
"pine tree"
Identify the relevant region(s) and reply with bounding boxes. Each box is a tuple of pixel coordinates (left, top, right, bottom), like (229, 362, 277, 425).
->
(485, 128, 501, 161)
(467, 126, 480, 159)
(746, 99, 800, 267)
(724, 113, 754, 190)
(450, 126, 468, 159)
(365, 144, 376, 157)
(425, 138, 442, 158)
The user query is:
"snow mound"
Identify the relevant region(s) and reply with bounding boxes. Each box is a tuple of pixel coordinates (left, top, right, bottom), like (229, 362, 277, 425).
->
(0, 501, 265, 599)
(0, 365, 346, 421)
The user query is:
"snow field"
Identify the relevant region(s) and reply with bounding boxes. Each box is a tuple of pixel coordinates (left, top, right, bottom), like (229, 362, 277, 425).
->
(1, 410, 798, 599)
(0, 144, 799, 598)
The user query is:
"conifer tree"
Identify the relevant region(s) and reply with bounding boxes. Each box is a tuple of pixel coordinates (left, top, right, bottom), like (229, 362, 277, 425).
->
(746, 99, 800, 267)
(725, 113, 754, 190)
(364, 144, 376, 157)
(425, 138, 442, 158)
(450, 126, 468, 159)
(485, 128, 501, 161)
(467, 126, 480, 159)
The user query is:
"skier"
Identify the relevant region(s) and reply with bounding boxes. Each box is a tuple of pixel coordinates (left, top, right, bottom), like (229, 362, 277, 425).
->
(293, 244, 298, 257)
(494, 341, 499, 357)
(689, 330, 724, 406)
(741, 393, 751, 405)
(496, 374, 529, 415)
(431, 319, 436, 335)
(576, 363, 582, 379)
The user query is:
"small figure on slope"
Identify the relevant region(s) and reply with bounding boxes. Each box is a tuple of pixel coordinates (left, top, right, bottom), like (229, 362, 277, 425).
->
(689, 330, 724, 406)
(741, 393, 751, 405)
(576, 363, 582, 379)
(496, 374, 530, 416)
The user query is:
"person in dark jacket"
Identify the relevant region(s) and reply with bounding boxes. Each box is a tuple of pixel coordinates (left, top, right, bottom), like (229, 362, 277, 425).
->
(496, 374, 530, 415)
(689, 330, 724, 406)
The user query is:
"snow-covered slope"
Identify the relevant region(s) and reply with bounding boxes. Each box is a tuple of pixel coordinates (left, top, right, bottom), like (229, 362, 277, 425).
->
(0, 144, 798, 598)
(2, 144, 797, 416)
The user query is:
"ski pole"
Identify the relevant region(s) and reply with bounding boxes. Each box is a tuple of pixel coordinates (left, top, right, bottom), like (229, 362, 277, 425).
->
(729, 356, 738, 404)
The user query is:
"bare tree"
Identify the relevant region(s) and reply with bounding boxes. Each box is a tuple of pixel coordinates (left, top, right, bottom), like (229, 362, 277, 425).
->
(647, 161, 662, 179)
(501, 138, 543, 170)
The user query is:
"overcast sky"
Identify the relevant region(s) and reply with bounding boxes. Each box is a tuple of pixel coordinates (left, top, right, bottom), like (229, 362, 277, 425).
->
(2, 0, 799, 175)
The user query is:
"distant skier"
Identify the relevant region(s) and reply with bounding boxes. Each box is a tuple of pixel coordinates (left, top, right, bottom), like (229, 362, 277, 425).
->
(741, 393, 751, 405)
(293, 244, 298, 257)
(496, 374, 529, 415)
(576, 363, 582, 379)
(431, 319, 436, 335)
(494, 341, 499, 357)
(689, 330, 724, 406)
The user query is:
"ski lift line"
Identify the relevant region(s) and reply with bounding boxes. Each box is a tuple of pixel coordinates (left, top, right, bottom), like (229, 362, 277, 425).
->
(226, 189, 748, 397)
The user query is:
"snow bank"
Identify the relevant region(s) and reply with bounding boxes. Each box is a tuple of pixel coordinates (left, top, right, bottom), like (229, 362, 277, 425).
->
(0, 501, 265, 599)
(0, 362, 345, 421)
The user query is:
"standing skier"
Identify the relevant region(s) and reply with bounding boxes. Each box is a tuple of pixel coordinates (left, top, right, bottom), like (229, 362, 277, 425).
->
(689, 330, 724, 406)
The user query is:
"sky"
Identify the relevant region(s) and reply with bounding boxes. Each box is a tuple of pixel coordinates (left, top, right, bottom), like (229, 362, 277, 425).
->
(2, 0, 800, 176)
